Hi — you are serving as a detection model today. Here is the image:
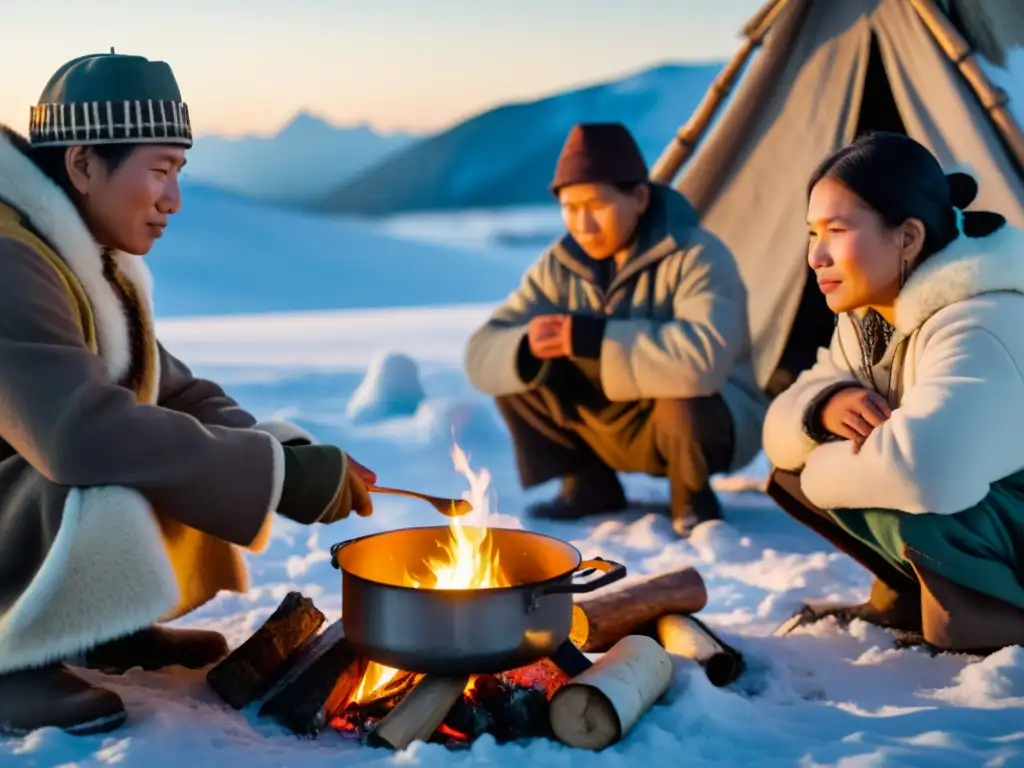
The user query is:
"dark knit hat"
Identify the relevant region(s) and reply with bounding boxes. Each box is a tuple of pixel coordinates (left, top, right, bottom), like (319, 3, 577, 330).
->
(550, 123, 648, 195)
(29, 51, 192, 148)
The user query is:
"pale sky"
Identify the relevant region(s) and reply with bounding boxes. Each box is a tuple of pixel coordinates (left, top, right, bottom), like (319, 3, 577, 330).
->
(2, 0, 763, 137)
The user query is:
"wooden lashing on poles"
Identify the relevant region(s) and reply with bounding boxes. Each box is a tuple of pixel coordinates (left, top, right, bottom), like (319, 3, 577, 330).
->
(908, 0, 1024, 177)
(649, 0, 793, 184)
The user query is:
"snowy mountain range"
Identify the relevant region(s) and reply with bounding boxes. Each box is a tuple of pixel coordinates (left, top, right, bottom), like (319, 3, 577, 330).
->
(182, 112, 420, 206)
(311, 62, 722, 216)
(183, 51, 1024, 219)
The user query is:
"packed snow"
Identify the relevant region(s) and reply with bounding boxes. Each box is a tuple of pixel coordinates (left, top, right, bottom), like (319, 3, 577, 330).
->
(4, 205, 1024, 767)
(144, 182, 532, 317)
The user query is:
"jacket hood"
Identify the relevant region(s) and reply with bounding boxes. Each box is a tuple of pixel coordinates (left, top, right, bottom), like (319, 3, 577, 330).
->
(895, 217, 1024, 334)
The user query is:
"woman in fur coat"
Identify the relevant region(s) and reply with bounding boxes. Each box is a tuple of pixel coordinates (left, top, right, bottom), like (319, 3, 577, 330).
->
(0, 53, 374, 735)
(764, 131, 1024, 653)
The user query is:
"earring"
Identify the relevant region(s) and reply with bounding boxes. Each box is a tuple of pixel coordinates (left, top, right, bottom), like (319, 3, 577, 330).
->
(900, 258, 908, 288)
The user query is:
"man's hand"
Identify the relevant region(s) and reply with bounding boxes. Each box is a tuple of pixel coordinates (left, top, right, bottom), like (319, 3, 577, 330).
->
(346, 453, 377, 486)
(528, 315, 574, 359)
(819, 387, 892, 453)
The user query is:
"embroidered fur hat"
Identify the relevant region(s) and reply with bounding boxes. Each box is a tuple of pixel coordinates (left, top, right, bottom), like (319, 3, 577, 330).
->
(29, 51, 192, 148)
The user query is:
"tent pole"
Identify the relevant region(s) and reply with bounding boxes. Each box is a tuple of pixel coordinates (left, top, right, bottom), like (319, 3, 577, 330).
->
(741, 0, 790, 38)
(650, 0, 792, 184)
(908, 0, 1024, 177)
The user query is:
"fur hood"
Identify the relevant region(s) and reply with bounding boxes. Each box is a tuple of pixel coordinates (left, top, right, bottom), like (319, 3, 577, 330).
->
(0, 126, 157, 392)
(895, 217, 1024, 334)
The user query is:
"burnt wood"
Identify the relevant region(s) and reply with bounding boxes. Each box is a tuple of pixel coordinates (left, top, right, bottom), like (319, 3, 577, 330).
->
(258, 619, 364, 735)
(206, 591, 325, 709)
(549, 638, 593, 677)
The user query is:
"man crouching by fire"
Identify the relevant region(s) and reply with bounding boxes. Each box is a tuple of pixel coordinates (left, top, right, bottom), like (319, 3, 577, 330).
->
(0, 52, 376, 735)
(464, 123, 766, 536)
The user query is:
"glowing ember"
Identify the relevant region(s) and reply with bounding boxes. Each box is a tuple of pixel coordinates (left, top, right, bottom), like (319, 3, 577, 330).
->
(330, 659, 564, 745)
(349, 662, 416, 704)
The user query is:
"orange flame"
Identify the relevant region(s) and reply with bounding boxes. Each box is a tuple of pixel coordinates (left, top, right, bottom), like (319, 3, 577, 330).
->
(348, 442, 510, 704)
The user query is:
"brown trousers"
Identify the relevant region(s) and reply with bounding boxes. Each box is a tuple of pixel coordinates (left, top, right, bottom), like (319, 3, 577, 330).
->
(495, 373, 734, 505)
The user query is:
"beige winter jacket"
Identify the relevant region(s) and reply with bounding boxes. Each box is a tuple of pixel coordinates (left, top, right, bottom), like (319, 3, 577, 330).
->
(764, 220, 1024, 515)
(464, 184, 767, 471)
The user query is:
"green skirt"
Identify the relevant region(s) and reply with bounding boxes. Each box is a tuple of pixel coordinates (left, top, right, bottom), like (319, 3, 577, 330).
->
(828, 469, 1024, 610)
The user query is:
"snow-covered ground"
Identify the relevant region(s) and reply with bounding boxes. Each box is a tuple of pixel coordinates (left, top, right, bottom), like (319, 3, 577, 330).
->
(379, 204, 564, 255)
(4, 300, 1023, 767)
(143, 183, 534, 317)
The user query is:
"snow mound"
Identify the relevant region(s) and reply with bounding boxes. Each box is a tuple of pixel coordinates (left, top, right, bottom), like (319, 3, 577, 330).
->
(345, 351, 426, 424)
(928, 646, 1024, 708)
(410, 397, 506, 448)
(688, 519, 757, 564)
(711, 452, 771, 494)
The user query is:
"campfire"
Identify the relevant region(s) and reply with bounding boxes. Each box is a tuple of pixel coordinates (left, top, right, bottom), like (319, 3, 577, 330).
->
(329, 657, 570, 747)
(332, 443, 541, 745)
(206, 444, 745, 751)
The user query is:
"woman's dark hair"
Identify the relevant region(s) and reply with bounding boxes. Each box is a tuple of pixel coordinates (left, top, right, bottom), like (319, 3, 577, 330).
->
(808, 131, 1006, 265)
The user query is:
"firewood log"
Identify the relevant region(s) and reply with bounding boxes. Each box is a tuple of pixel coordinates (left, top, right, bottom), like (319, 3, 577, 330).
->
(548, 635, 673, 751)
(206, 592, 325, 709)
(257, 619, 364, 735)
(257, 619, 345, 705)
(656, 614, 743, 687)
(574, 567, 707, 652)
(368, 675, 471, 750)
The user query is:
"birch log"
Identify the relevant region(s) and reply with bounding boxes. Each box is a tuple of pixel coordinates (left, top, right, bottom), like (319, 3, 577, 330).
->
(656, 614, 742, 687)
(548, 635, 673, 751)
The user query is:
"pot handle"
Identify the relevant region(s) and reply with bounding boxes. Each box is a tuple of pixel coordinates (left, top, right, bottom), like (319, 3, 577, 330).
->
(329, 541, 346, 570)
(329, 536, 369, 570)
(533, 557, 626, 598)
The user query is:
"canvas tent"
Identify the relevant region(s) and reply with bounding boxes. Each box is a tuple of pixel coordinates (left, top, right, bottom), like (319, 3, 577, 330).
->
(651, 0, 1024, 397)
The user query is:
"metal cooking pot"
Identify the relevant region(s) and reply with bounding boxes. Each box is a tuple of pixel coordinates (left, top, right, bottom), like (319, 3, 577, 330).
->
(330, 526, 626, 676)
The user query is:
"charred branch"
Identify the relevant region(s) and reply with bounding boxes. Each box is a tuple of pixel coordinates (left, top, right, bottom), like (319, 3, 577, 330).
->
(206, 592, 325, 709)
(257, 620, 363, 735)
